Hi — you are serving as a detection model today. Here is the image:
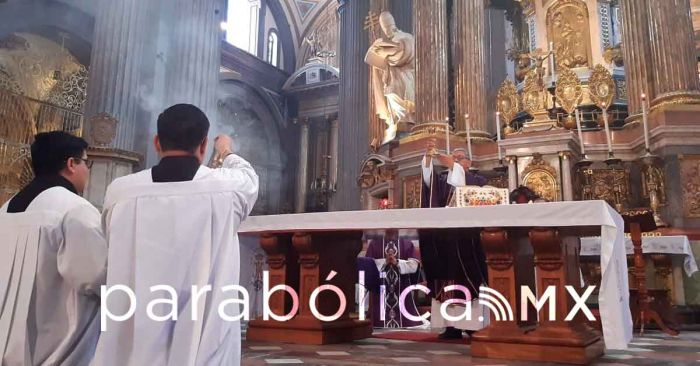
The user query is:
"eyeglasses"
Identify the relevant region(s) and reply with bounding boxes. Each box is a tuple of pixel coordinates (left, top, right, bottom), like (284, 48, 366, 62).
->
(71, 157, 93, 169)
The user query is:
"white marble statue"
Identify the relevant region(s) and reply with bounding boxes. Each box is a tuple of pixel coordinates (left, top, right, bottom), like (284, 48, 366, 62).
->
(365, 11, 415, 143)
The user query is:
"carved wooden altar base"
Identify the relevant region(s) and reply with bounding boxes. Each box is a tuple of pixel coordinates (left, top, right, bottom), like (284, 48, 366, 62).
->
(247, 317, 372, 345)
(471, 227, 604, 365)
(245, 231, 373, 345)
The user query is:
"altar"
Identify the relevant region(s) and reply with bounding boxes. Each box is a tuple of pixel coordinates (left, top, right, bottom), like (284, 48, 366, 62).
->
(239, 200, 632, 364)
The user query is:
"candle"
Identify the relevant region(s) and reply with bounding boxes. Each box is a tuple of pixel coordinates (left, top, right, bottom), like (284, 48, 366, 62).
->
(549, 41, 556, 79)
(602, 109, 613, 154)
(641, 93, 650, 151)
(445, 117, 450, 154)
(496, 112, 502, 161)
(465, 114, 473, 161)
(575, 109, 585, 155)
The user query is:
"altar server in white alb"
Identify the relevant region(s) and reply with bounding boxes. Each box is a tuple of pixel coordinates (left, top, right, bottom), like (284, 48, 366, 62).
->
(0, 131, 106, 366)
(94, 104, 258, 366)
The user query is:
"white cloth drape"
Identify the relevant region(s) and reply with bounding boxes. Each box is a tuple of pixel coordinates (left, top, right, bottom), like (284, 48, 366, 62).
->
(240, 201, 632, 350)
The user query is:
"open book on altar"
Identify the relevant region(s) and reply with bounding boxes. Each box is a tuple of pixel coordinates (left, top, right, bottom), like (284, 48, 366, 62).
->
(447, 186, 511, 207)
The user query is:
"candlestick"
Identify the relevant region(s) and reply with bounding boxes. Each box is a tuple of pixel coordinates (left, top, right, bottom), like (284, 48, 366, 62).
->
(496, 112, 502, 161)
(575, 109, 585, 155)
(602, 109, 613, 154)
(465, 114, 473, 161)
(641, 93, 650, 151)
(445, 117, 450, 154)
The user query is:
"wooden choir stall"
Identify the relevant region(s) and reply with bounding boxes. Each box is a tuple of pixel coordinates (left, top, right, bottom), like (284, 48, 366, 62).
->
(238, 200, 632, 364)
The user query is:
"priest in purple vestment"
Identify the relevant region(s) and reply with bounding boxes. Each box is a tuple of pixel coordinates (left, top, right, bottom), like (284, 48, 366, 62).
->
(418, 138, 489, 339)
(360, 229, 423, 328)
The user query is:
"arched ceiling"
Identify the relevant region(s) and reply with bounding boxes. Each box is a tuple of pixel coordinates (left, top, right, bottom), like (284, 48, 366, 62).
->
(279, 0, 336, 49)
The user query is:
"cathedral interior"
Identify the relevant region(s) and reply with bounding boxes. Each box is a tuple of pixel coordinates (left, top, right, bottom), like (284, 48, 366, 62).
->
(4, 0, 700, 364)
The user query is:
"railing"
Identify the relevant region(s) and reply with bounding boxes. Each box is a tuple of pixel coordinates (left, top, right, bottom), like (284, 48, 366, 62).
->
(0, 88, 84, 204)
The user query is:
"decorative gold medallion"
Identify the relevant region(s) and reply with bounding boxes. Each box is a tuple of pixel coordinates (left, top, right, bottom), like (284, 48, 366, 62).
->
(555, 67, 583, 129)
(588, 64, 616, 110)
(522, 69, 546, 116)
(497, 79, 521, 127)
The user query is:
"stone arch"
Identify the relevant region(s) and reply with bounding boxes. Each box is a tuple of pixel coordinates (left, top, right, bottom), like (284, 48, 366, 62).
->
(267, 0, 297, 73)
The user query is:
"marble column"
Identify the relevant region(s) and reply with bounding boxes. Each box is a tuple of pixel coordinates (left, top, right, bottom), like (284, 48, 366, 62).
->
(296, 120, 310, 213)
(413, 0, 449, 127)
(619, 0, 655, 117)
(646, 0, 700, 106)
(560, 152, 573, 201)
(329, 117, 339, 190)
(165, 0, 221, 129)
(506, 155, 518, 192)
(452, 0, 488, 136)
(85, 0, 150, 152)
(335, 0, 370, 211)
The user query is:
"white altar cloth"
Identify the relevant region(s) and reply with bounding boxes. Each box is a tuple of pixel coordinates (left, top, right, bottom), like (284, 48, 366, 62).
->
(581, 235, 698, 276)
(239, 200, 631, 350)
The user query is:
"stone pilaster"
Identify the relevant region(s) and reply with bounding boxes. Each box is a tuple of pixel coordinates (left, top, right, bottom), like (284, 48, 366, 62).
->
(335, 0, 370, 211)
(413, 0, 449, 127)
(619, 0, 655, 117)
(452, 0, 488, 136)
(296, 120, 310, 213)
(646, 0, 700, 106)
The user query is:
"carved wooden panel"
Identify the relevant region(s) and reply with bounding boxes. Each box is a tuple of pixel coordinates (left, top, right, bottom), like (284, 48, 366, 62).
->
(680, 155, 700, 217)
(402, 174, 422, 208)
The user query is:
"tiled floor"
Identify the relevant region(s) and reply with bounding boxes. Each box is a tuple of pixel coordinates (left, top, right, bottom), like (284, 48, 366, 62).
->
(242, 329, 700, 365)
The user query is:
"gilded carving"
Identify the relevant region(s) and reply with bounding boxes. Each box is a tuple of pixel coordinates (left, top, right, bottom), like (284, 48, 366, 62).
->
(583, 167, 630, 210)
(0, 33, 88, 112)
(603, 45, 624, 67)
(554, 67, 583, 128)
(680, 155, 700, 218)
(521, 154, 559, 202)
(0, 142, 33, 205)
(0, 65, 22, 95)
(546, 0, 592, 70)
(588, 65, 616, 110)
(522, 69, 547, 115)
(358, 157, 395, 189)
(497, 79, 521, 127)
(402, 175, 422, 209)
